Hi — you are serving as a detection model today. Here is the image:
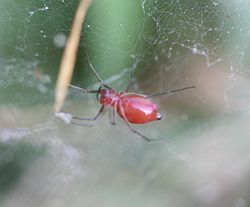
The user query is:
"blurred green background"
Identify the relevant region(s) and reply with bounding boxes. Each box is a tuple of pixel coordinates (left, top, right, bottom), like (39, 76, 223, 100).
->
(1, 0, 250, 207)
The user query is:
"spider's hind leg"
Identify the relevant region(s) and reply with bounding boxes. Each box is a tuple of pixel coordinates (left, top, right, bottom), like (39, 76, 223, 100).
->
(126, 122, 157, 142)
(117, 102, 158, 142)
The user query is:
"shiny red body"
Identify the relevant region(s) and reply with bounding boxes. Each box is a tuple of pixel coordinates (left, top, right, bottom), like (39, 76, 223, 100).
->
(99, 89, 162, 124)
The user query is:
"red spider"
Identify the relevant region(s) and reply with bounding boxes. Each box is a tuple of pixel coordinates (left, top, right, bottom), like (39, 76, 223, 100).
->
(67, 61, 195, 141)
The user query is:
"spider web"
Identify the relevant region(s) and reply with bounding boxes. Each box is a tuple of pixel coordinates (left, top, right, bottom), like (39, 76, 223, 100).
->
(1, 0, 250, 207)
(0, 0, 249, 101)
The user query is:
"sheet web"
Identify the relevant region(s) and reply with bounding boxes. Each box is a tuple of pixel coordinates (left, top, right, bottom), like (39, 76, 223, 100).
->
(0, 0, 249, 138)
(0, 0, 249, 141)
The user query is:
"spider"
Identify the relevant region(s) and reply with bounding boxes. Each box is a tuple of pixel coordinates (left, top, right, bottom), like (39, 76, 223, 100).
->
(60, 60, 195, 141)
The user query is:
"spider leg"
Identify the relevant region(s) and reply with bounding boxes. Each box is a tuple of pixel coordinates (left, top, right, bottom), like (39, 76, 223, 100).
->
(117, 102, 157, 142)
(125, 122, 154, 142)
(147, 86, 196, 97)
(71, 105, 105, 126)
(68, 84, 99, 93)
(71, 121, 96, 127)
(125, 68, 134, 92)
(108, 107, 116, 126)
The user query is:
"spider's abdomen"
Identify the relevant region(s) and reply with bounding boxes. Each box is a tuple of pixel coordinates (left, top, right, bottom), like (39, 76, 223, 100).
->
(117, 94, 162, 124)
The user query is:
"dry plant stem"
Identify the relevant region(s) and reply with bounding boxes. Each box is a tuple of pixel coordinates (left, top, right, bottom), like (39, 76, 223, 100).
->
(54, 0, 92, 113)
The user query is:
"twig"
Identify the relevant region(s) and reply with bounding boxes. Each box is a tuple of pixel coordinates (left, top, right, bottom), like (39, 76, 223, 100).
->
(54, 0, 92, 113)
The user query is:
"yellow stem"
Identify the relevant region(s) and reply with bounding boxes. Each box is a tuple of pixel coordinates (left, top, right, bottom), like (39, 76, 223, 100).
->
(54, 0, 92, 113)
